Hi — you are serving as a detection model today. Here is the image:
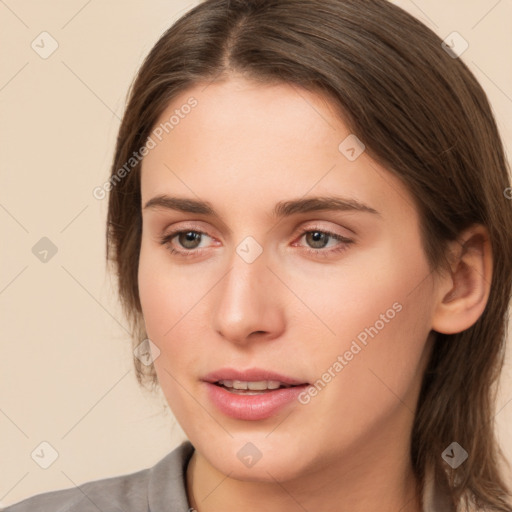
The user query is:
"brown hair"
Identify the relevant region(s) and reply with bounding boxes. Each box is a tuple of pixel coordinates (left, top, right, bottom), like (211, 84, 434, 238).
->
(106, 0, 512, 509)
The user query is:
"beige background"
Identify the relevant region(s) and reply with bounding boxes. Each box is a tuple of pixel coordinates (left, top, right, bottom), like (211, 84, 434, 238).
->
(1, 0, 511, 507)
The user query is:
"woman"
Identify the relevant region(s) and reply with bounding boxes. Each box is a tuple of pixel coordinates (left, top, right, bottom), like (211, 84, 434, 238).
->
(5, 0, 512, 510)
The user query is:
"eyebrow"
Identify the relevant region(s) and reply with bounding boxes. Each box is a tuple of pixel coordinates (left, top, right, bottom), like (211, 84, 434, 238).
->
(143, 194, 380, 217)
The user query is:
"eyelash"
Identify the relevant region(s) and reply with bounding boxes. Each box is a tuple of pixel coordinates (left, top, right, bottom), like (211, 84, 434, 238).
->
(158, 226, 353, 259)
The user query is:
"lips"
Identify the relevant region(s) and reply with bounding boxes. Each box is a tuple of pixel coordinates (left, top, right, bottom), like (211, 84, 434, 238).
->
(201, 367, 310, 420)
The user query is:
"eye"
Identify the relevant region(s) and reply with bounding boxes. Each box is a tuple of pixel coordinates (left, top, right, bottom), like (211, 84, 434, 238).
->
(304, 231, 336, 249)
(174, 231, 204, 250)
(159, 229, 214, 257)
(294, 227, 353, 257)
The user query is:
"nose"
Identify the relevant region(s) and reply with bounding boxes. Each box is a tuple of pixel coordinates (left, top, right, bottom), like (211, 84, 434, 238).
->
(211, 245, 286, 345)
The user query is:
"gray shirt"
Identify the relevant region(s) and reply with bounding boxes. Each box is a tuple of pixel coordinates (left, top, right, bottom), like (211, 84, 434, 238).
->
(2, 440, 453, 511)
(2, 441, 196, 512)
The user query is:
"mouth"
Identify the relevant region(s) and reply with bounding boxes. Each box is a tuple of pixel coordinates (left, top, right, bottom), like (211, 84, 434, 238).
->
(202, 372, 311, 420)
(202, 367, 309, 393)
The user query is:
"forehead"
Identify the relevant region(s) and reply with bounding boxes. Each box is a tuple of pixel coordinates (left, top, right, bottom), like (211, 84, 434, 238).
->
(143, 75, 345, 166)
(140, 76, 417, 224)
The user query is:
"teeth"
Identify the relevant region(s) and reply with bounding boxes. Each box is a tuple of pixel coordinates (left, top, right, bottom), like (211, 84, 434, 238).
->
(218, 379, 286, 390)
(233, 380, 247, 390)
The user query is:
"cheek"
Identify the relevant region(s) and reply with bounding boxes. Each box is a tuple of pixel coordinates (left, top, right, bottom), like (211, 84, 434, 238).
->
(292, 239, 435, 434)
(137, 243, 200, 419)
(137, 239, 213, 378)
(138, 239, 201, 337)
(286, 234, 433, 348)
(138, 241, 187, 363)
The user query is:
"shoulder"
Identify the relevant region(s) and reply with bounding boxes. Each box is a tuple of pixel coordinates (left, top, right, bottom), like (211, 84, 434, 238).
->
(1, 470, 148, 512)
(1, 440, 195, 512)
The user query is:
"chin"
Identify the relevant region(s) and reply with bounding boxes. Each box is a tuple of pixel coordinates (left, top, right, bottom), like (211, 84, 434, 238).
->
(196, 434, 316, 482)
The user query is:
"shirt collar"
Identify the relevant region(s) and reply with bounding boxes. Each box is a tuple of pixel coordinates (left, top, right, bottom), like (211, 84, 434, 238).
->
(147, 440, 195, 511)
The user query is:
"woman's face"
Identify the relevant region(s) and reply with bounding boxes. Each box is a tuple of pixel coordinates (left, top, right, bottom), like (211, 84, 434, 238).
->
(138, 76, 441, 481)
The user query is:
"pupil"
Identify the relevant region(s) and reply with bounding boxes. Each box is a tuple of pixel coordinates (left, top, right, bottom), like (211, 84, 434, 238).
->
(307, 231, 328, 248)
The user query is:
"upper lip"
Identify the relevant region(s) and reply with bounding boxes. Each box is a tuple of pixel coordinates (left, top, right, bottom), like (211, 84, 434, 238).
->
(202, 367, 308, 386)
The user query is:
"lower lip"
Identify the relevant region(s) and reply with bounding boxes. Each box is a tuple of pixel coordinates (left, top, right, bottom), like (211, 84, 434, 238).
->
(204, 382, 309, 421)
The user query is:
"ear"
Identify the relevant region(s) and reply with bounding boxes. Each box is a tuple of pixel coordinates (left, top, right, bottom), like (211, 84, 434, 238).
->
(431, 224, 493, 335)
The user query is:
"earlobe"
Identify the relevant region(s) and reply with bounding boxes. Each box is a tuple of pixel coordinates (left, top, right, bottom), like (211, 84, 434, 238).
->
(431, 225, 493, 335)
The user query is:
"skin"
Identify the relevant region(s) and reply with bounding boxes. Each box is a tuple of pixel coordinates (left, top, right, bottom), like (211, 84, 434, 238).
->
(138, 75, 492, 512)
